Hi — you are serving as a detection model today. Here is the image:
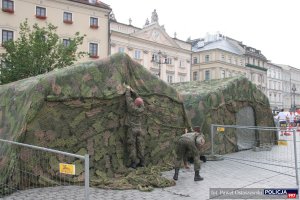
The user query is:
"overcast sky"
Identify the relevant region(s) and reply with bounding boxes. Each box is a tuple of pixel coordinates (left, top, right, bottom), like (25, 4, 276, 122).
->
(104, 0, 300, 69)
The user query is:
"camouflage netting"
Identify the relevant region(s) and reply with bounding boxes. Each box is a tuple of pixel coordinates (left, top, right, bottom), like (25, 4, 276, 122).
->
(173, 76, 276, 155)
(0, 53, 191, 194)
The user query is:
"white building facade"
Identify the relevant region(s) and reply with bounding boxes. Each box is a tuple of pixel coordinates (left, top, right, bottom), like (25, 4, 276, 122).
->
(110, 10, 191, 83)
(266, 63, 283, 111)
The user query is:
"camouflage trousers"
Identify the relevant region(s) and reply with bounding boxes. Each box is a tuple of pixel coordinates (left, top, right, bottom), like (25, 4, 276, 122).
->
(127, 125, 145, 164)
(174, 137, 200, 171)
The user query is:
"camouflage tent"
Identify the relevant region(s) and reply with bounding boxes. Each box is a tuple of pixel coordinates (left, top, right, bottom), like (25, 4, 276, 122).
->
(173, 76, 275, 154)
(0, 53, 190, 194)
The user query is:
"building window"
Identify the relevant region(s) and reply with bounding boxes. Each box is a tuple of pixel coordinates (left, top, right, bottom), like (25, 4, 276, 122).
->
(193, 57, 198, 64)
(240, 59, 243, 66)
(258, 60, 260, 67)
(166, 57, 172, 64)
(152, 54, 159, 62)
(228, 57, 232, 63)
(252, 58, 255, 65)
(220, 70, 225, 78)
(221, 54, 225, 61)
(118, 47, 124, 53)
(90, 17, 98, 29)
(134, 50, 141, 59)
(167, 75, 173, 83)
(63, 12, 72, 24)
(258, 74, 261, 83)
(63, 39, 70, 47)
(2, 30, 13, 44)
(193, 71, 198, 81)
(205, 70, 210, 80)
(179, 76, 185, 82)
(179, 60, 185, 68)
(89, 43, 98, 58)
(36, 6, 46, 19)
(2, 0, 14, 13)
(205, 55, 209, 62)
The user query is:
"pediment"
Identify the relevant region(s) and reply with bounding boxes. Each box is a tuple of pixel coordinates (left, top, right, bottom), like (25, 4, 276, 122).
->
(131, 23, 180, 48)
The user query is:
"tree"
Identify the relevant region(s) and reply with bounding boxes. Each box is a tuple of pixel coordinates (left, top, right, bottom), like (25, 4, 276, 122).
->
(0, 19, 86, 84)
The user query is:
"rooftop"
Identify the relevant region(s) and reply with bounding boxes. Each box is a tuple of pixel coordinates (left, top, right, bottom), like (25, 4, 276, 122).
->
(192, 39, 244, 55)
(68, 0, 111, 10)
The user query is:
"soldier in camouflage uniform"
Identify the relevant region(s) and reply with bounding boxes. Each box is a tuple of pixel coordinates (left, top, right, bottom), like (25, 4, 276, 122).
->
(125, 85, 145, 169)
(173, 130, 205, 181)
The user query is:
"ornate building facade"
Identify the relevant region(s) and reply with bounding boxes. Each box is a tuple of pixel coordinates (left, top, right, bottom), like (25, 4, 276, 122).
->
(110, 10, 191, 83)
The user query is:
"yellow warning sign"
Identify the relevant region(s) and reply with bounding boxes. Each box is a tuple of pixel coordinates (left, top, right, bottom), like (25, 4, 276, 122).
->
(59, 163, 75, 175)
(217, 127, 225, 132)
(278, 140, 288, 146)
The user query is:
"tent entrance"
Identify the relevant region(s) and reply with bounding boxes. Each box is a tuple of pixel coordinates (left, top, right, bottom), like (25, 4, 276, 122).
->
(236, 106, 256, 150)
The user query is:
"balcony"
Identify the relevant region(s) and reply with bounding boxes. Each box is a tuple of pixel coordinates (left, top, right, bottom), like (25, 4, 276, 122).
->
(246, 63, 267, 71)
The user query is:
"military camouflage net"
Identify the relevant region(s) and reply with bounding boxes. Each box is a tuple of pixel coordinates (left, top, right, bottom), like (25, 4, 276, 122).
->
(173, 77, 275, 154)
(0, 53, 190, 194)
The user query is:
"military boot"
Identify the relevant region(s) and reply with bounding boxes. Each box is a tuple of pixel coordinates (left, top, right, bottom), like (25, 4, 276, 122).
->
(194, 170, 204, 181)
(130, 162, 137, 169)
(138, 159, 145, 167)
(173, 168, 179, 180)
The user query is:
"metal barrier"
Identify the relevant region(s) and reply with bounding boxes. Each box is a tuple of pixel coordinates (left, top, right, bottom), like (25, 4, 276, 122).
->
(0, 139, 89, 199)
(210, 124, 299, 186)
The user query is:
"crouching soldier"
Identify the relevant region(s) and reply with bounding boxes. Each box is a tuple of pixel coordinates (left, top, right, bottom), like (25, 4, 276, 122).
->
(173, 130, 205, 181)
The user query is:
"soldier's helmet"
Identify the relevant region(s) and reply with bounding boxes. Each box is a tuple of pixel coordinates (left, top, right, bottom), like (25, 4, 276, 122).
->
(134, 97, 144, 107)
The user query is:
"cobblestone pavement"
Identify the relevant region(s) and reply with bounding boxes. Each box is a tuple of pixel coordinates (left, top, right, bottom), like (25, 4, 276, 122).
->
(1, 148, 297, 200)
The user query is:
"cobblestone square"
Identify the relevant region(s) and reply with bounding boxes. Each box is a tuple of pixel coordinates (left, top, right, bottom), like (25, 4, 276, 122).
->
(1, 148, 297, 200)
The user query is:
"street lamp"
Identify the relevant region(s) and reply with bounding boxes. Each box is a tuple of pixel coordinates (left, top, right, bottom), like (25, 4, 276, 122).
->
(292, 84, 297, 112)
(151, 50, 168, 78)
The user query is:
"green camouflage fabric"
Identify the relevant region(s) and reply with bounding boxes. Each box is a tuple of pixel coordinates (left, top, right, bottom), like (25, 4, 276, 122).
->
(125, 89, 145, 166)
(175, 132, 201, 171)
(173, 76, 275, 155)
(0, 53, 191, 194)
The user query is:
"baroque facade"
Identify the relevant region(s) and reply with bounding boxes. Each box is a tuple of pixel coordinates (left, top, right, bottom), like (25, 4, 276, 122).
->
(110, 10, 191, 83)
(0, 0, 111, 61)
